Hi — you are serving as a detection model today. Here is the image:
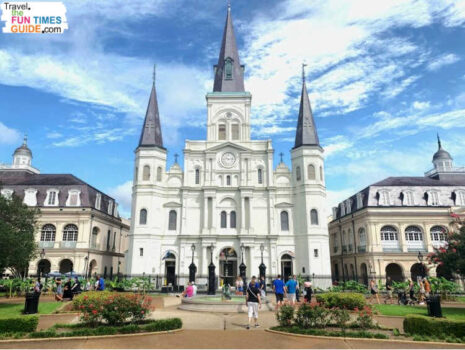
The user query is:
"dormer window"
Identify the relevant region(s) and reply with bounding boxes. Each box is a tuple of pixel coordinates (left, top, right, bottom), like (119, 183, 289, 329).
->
(95, 193, 102, 210)
(345, 199, 352, 214)
(224, 58, 233, 80)
(377, 190, 391, 206)
(23, 188, 38, 206)
(425, 190, 440, 206)
(340, 202, 346, 216)
(453, 190, 465, 206)
(45, 189, 59, 206)
(66, 189, 81, 207)
(108, 200, 114, 215)
(401, 191, 415, 206)
(1, 189, 13, 199)
(356, 193, 364, 209)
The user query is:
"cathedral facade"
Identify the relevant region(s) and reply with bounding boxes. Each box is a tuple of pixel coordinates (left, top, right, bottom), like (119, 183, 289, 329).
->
(126, 7, 332, 289)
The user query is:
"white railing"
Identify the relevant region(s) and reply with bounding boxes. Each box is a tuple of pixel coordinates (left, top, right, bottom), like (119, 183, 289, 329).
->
(60, 241, 77, 248)
(382, 241, 401, 252)
(406, 241, 426, 252)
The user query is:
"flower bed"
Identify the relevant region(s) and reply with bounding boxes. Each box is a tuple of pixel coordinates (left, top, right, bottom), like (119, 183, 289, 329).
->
(316, 292, 365, 310)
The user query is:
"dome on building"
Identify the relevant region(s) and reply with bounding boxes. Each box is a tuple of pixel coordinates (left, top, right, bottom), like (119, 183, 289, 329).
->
(13, 135, 32, 158)
(432, 135, 452, 162)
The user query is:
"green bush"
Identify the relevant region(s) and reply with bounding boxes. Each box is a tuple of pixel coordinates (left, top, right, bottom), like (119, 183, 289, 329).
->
(404, 315, 465, 339)
(330, 281, 368, 294)
(295, 303, 330, 328)
(142, 318, 182, 332)
(0, 316, 38, 333)
(331, 308, 350, 332)
(276, 305, 295, 327)
(316, 292, 365, 310)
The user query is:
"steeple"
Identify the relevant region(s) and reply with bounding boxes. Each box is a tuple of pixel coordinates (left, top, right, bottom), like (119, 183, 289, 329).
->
(138, 65, 164, 149)
(213, 3, 245, 92)
(294, 64, 319, 148)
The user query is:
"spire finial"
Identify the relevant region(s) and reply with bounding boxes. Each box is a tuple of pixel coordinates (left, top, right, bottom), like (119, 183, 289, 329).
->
(302, 62, 307, 83)
(174, 153, 179, 164)
(227, 0, 231, 12)
(437, 133, 442, 149)
(152, 64, 156, 86)
(23, 134, 28, 146)
(279, 152, 284, 163)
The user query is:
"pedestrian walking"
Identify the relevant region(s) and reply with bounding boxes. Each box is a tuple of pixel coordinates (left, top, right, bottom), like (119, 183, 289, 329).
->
(70, 277, 81, 299)
(304, 281, 313, 303)
(246, 276, 261, 329)
(272, 274, 285, 309)
(96, 275, 105, 291)
(368, 279, 380, 304)
(285, 275, 298, 306)
(408, 279, 417, 303)
(384, 277, 394, 304)
(259, 276, 266, 299)
(54, 278, 63, 302)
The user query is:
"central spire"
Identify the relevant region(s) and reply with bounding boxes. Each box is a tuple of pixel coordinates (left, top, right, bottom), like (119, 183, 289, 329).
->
(294, 63, 320, 148)
(213, 4, 245, 92)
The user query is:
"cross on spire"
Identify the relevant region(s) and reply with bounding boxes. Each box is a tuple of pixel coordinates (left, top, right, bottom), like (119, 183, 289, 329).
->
(227, 0, 231, 11)
(302, 63, 307, 83)
(437, 133, 442, 149)
(174, 153, 179, 163)
(23, 134, 28, 146)
(279, 152, 284, 163)
(152, 64, 156, 86)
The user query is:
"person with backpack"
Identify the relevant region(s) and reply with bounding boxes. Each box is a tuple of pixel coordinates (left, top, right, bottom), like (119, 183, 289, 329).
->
(246, 276, 261, 329)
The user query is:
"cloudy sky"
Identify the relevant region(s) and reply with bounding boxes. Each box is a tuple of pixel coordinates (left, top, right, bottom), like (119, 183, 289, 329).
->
(1, 0, 465, 218)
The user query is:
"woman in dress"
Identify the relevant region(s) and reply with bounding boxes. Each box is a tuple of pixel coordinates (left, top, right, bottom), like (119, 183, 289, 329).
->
(369, 279, 380, 304)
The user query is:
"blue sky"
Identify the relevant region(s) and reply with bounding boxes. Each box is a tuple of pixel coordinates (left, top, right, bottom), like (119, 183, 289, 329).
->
(1, 0, 465, 218)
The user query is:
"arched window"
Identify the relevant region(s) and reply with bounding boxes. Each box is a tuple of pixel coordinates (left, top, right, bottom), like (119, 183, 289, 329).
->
(195, 168, 200, 185)
(280, 211, 289, 231)
(91, 227, 99, 248)
(296, 166, 301, 181)
(40, 224, 56, 241)
(358, 228, 366, 251)
(139, 209, 147, 225)
(230, 211, 236, 228)
(310, 209, 319, 225)
(257, 168, 263, 184)
(221, 211, 227, 228)
(319, 166, 323, 181)
(430, 226, 447, 241)
(156, 166, 162, 182)
(405, 226, 423, 241)
(308, 164, 315, 180)
(143, 165, 150, 181)
(226, 175, 231, 186)
(63, 224, 78, 241)
(224, 58, 233, 79)
(168, 210, 177, 230)
(218, 124, 226, 140)
(380, 225, 398, 241)
(231, 124, 239, 140)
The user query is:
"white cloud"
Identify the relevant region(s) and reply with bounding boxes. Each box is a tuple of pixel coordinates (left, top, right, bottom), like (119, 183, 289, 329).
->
(427, 53, 460, 71)
(412, 101, 431, 110)
(323, 135, 353, 158)
(0, 122, 21, 144)
(46, 132, 63, 139)
(108, 180, 133, 219)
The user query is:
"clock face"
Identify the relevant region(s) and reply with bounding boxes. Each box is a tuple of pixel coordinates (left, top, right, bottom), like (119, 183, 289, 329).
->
(221, 152, 236, 168)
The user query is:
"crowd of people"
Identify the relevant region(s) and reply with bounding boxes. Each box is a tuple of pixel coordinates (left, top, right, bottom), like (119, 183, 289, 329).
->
(368, 276, 432, 305)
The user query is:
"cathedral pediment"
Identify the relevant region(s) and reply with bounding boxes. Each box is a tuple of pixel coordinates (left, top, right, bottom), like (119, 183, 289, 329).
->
(275, 201, 294, 208)
(206, 142, 250, 152)
(163, 201, 182, 208)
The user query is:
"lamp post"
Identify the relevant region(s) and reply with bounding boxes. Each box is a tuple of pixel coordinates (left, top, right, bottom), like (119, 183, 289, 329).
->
(239, 243, 246, 294)
(259, 244, 266, 281)
(84, 255, 89, 278)
(37, 249, 45, 281)
(208, 244, 216, 295)
(189, 244, 197, 282)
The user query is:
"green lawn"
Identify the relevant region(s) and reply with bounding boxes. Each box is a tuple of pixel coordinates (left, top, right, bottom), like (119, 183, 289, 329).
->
(456, 296, 465, 303)
(0, 302, 63, 318)
(373, 304, 465, 321)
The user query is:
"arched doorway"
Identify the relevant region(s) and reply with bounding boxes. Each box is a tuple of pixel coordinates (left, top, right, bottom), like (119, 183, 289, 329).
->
(436, 264, 453, 280)
(411, 263, 426, 282)
(281, 254, 293, 282)
(59, 259, 73, 274)
(360, 263, 368, 285)
(219, 248, 237, 287)
(164, 252, 176, 286)
(37, 259, 51, 276)
(385, 263, 403, 282)
(89, 259, 97, 277)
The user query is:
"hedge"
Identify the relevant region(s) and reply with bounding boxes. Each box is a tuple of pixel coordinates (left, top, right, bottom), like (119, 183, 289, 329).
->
(316, 292, 365, 310)
(404, 315, 465, 339)
(0, 316, 38, 333)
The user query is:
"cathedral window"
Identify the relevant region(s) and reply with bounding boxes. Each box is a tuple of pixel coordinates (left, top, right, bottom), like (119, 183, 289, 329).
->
(310, 209, 319, 225)
(224, 58, 233, 80)
(296, 166, 301, 181)
(168, 210, 177, 230)
(231, 124, 239, 140)
(106, 230, 111, 250)
(40, 224, 56, 242)
(156, 166, 162, 182)
(91, 227, 99, 248)
(140, 248, 143, 257)
(139, 209, 147, 225)
(308, 165, 315, 180)
(218, 124, 226, 140)
(226, 175, 231, 186)
(319, 166, 323, 181)
(143, 165, 150, 181)
(220, 211, 227, 228)
(380, 225, 398, 241)
(63, 224, 78, 241)
(258, 168, 263, 184)
(195, 168, 200, 185)
(280, 211, 289, 231)
(405, 226, 423, 241)
(314, 249, 319, 258)
(230, 211, 236, 228)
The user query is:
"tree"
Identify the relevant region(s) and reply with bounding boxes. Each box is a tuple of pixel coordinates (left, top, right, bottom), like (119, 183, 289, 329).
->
(427, 213, 465, 280)
(0, 193, 39, 277)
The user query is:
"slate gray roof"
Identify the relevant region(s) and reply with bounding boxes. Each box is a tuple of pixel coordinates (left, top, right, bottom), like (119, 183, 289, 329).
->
(372, 176, 465, 186)
(294, 76, 320, 148)
(0, 171, 118, 216)
(213, 5, 245, 92)
(138, 83, 164, 148)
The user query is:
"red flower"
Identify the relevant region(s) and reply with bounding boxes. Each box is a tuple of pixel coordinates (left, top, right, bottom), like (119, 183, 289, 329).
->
(92, 309, 98, 315)
(452, 248, 457, 253)
(141, 311, 145, 314)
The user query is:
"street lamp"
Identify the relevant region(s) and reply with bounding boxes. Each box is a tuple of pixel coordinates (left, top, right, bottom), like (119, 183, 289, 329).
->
(208, 244, 216, 295)
(260, 244, 264, 264)
(259, 244, 266, 281)
(239, 244, 246, 294)
(189, 244, 196, 282)
(37, 249, 45, 281)
(84, 256, 89, 278)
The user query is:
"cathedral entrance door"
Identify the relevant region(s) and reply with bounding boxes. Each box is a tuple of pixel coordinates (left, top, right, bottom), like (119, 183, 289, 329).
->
(281, 254, 293, 282)
(219, 248, 237, 287)
(164, 252, 176, 286)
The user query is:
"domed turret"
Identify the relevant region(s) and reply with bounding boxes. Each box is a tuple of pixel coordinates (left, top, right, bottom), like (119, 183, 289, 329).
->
(432, 134, 453, 171)
(13, 135, 33, 167)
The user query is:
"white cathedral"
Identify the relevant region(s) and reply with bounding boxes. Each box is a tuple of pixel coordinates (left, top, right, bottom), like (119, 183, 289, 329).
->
(126, 6, 332, 289)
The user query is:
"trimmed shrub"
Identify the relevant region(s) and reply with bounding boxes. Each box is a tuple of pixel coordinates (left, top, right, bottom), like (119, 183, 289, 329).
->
(0, 316, 38, 333)
(316, 292, 365, 310)
(142, 318, 182, 332)
(295, 303, 330, 328)
(403, 315, 465, 339)
(276, 305, 295, 327)
(73, 292, 153, 325)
